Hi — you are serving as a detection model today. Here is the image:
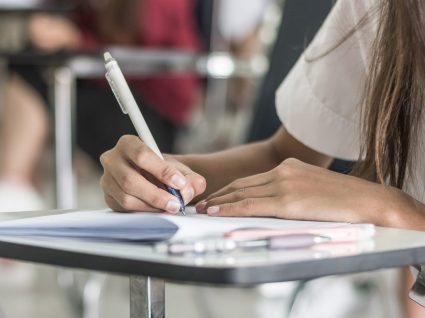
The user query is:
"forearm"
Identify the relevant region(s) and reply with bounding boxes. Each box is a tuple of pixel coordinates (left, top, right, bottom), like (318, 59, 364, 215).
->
(175, 140, 280, 198)
(384, 190, 425, 231)
(175, 127, 333, 198)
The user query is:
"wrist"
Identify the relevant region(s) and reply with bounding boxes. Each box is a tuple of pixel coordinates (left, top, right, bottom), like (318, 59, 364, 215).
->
(376, 186, 424, 229)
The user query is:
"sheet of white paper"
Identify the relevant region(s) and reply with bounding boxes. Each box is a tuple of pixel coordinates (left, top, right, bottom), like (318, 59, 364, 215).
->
(159, 207, 346, 241)
(0, 208, 347, 242)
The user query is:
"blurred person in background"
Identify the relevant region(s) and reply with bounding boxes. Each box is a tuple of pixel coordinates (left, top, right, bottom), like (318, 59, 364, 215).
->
(0, 0, 201, 212)
(180, 0, 272, 154)
(217, 0, 271, 109)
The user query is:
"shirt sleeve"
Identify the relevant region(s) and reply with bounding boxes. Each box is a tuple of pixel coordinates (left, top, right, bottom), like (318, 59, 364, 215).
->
(275, 0, 377, 161)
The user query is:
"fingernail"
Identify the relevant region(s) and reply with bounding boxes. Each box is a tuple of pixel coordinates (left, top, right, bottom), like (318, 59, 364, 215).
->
(196, 200, 207, 212)
(166, 200, 181, 214)
(171, 175, 186, 188)
(207, 206, 220, 215)
(182, 187, 194, 204)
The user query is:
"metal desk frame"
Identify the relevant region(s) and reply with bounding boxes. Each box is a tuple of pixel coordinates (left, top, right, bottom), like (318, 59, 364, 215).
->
(0, 215, 422, 318)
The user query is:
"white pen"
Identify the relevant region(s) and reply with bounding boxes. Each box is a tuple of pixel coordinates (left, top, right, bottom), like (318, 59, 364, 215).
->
(155, 234, 331, 255)
(104, 52, 186, 215)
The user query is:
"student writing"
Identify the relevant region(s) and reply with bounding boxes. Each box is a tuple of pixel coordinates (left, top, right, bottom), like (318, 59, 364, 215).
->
(99, 0, 425, 231)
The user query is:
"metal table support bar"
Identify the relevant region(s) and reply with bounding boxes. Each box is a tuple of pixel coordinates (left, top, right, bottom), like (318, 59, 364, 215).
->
(53, 66, 76, 209)
(0, 58, 7, 117)
(130, 277, 165, 318)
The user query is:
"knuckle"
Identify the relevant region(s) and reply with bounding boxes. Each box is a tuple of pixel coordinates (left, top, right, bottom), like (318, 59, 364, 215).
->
(242, 198, 254, 211)
(118, 135, 138, 153)
(117, 135, 129, 148)
(104, 195, 119, 210)
(235, 188, 246, 200)
(150, 195, 167, 209)
(283, 158, 299, 165)
(223, 202, 235, 212)
(276, 162, 293, 179)
(134, 149, 150, 166)
(118, 134, 132, 146)
(206, 199, 216, 208)
(160, 164, 177, 180)
(120, 175, 136, 193)
(229, 180, 241, 192)
(119, 194, 135, 210)
(99, 151, 111, 168)
(197, 176, 207, 193)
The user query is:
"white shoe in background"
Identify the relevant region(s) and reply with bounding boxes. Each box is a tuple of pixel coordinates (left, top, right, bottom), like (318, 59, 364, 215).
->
(0, 259, 36, 290)
(0, 181, 45, 212)
(0, 181, 43, 289)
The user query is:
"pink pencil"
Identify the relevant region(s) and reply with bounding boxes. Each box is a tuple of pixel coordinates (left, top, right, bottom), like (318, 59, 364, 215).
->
(224, 224, 375, 244)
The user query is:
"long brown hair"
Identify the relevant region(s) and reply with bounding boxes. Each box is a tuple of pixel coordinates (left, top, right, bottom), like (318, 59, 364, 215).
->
(354, 0, 425, 188)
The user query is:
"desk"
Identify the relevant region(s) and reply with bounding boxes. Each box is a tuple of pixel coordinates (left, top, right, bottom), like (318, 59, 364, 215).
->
(0, 210, 424, 318)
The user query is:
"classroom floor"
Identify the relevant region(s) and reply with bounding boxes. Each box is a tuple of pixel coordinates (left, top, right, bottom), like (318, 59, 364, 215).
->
(0, 263, 403, 318)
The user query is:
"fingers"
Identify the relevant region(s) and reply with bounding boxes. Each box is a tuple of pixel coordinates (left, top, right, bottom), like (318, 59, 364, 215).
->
(198, 184, 277, 213)
(104, 194, 124, 212)
(205, 198, 278, 218)
(101, 173, 160, 212)
(101, 135, 208, 211)
(104, 194, 158, 213)
(180, 172, 207, 204)
(205, 171, 273, 201)
(117, 135, 188, 190)
(100, 162, 182, 213)
(196, 171, 274, 213)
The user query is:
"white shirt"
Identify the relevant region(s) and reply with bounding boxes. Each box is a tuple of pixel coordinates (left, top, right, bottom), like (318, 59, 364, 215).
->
(275, 0, 425, 202)
(218, 0, 270, 41)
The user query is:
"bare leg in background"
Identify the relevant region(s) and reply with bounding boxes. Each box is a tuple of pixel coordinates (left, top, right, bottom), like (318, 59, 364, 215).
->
(0, 73, 49, 184)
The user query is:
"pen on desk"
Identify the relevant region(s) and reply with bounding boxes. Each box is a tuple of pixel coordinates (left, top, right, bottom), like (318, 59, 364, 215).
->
(103, 52, 186, 215)
(224, 224, 375, 243)
(157, 234, 330, 255)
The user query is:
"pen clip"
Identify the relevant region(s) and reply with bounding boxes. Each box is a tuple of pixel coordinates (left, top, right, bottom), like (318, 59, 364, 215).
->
(105, 72, 128, 115)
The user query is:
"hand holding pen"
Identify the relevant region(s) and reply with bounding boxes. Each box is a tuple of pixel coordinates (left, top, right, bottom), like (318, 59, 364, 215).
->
(100, 53, 206, 214)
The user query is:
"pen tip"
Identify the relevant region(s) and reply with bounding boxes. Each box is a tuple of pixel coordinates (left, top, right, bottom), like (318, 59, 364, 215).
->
(104, 52, 113, 63)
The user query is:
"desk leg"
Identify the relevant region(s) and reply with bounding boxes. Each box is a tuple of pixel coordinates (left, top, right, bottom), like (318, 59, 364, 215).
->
(53, 66, 76, 209)
(130, 276, 165, 318)
(0, 58, 7, 119)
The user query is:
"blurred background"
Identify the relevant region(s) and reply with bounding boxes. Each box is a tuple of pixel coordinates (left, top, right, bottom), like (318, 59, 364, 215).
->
(0, 0, 419, 317)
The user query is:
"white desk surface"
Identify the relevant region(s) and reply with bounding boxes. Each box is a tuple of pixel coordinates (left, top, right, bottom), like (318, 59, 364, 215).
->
(0, 210, 423, 286)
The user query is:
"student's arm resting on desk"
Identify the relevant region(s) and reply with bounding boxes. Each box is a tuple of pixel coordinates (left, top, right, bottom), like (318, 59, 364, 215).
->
(199, 156, 425, 230)
(195, 133, 425, 231)
(99, 127, 425, 230)
(99, 127, 329, 213)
